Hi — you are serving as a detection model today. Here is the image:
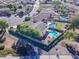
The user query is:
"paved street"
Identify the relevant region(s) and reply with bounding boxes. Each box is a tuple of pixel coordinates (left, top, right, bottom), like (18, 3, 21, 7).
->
(30, 0, 40, 16)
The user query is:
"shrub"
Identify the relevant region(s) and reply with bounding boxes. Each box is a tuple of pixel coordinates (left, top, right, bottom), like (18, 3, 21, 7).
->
(6, 4, 17, 12)
(0, 44, 5, 50)
(0, 20, 8, 29)
(25, 17, 31, 21)
(0, 48, 18, 57)
(18, 5, 22, 9)
(17, 22, 41, 38)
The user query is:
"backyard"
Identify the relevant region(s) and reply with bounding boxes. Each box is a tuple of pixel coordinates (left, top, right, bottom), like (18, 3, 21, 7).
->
(0, 0, 79, 58)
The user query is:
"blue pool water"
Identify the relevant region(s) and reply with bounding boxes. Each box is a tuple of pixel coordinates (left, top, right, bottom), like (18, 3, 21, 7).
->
(48, 23, 56, 28)
(60, 16, 68, 21)
(49, 30, 59, 37)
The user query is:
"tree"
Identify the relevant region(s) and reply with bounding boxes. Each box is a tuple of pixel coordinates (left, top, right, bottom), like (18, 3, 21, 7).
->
(63, 15, 79, 40)
(6, 4, 17, 12)
(17, 22, 41, 38)
(0, 20, 8, 42)
(24, 17, 31, 21)
(69, 15, 79, 32)
(6, 4, 12, 9)
(18, 5, 22, 9)
(37, 10, 40, 14)
(63, 31, 77, 41)
(52, 1, 68, 16)
(0, 20, 8, 29)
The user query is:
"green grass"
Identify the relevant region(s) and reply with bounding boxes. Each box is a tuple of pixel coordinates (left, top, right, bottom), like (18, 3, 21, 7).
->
(0, 49, 18, 57)
(55, 22, 65, 30)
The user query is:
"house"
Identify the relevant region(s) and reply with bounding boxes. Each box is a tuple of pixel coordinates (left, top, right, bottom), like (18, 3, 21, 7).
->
(35, 21, 47, 36)
(21, 0, 36, 4)
(31, 12, 50, 23)
(73, 0, 79, 5)
(40, 0, 53, 4)
(0, 0, 17, 3)
(40, 0, 62, 4)
(0, 8, 14, 17)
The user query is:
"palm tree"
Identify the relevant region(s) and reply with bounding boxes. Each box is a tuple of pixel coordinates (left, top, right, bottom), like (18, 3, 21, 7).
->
(69, 15, 79, 32)
(0, 20, 8, 42)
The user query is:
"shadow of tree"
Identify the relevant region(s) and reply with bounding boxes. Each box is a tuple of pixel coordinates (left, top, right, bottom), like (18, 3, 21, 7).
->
(12, 39, 40, 59)
(19, 55, 40, 59)
(76, 36, 79, 42)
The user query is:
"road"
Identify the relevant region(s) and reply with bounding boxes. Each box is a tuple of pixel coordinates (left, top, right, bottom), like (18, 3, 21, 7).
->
(29, 0, 40, 16)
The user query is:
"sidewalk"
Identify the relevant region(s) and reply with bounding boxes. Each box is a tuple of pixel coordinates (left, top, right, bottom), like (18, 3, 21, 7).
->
(0, 55, 74, 59)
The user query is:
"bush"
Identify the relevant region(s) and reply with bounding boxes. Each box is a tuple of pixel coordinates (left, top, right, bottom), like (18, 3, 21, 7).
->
(25, 17, 31, 21)
(17, 22, 41, 38)
(0, 20, 8, 29)
(61, 42, 67, 48)
(37, 10, 40, 13)
(0, 44, 5, 50)
(0, 48, 18, 57)
(6, 4, 17, 12)
(18, 5, 22, 9)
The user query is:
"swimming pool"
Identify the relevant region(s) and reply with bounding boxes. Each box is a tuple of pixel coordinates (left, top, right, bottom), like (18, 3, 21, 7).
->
(49, 30, 59, 37)
(48, 22, 56, 28)
(60, 16, 68, 21)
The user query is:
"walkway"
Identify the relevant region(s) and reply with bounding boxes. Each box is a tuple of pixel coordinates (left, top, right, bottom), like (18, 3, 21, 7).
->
(0, 55, 74, 59)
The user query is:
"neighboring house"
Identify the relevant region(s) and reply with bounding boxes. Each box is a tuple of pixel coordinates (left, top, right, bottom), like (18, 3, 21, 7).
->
(40, 0, 61, 4)
(32, 12, 50, 23)
(61, 0, 73, 3)
(40, 0, 53, 4)
(0, 8, 13, 17)
(21, 0, 36, 4)
(16, 9, 25, 17)
(0, 0, 17, 3)
(62, 0, 79, 5)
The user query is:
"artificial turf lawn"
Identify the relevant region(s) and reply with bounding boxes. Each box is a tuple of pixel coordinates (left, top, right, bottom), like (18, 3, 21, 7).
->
(55, 22, 65, 30)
